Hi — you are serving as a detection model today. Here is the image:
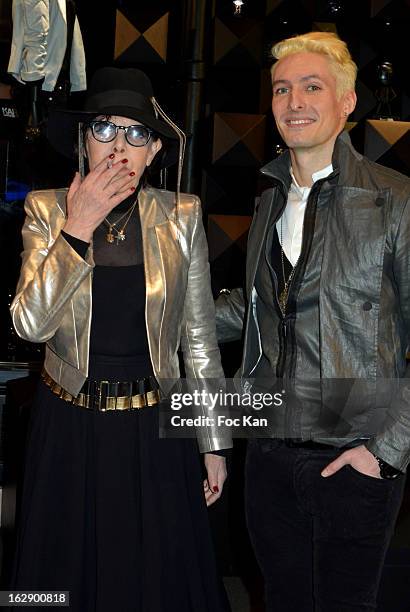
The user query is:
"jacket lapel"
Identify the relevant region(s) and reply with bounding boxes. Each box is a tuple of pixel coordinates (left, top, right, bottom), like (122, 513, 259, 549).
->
(247, 150, 292, 298)
(139, 189, 183, 374)
(246, 188, 283, 298)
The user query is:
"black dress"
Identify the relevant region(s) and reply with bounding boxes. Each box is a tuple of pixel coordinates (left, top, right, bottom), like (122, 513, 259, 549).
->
(11, 195, 230, 612)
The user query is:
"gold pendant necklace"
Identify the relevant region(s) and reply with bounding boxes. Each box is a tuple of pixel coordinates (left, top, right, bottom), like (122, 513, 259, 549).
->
(106, 227, 115, 243)
(104, 199, 137, 244)
(279, 284, 289, 315)
(279, 216, 298, 316)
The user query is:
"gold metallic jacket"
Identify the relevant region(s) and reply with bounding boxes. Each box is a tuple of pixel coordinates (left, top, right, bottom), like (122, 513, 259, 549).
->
(11, 186, 230, 453)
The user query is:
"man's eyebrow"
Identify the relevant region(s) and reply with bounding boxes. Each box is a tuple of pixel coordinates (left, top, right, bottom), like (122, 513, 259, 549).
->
(272, 79, 290, 88)
(300, 74, 325, 82)
(272, 74, 326, 87)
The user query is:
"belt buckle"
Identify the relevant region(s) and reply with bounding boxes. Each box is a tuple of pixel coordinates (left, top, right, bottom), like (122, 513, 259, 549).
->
(94, 380, 110, 411)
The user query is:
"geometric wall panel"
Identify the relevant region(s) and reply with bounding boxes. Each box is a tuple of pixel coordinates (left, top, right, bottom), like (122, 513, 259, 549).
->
(212, 115, 239, 163)
(266, 0, 287, 13)
(240, 23, 265, 65)
(375, 129, 410, 178)
(202, 167, 258, 215)
(208, 214, 251, 292)
(213, 17, 263, 67)
(370, 0, 394, 18)
(144, 13, 169, 60)
(345, 122, 358, 132)
(402, 94, 410, 122)
(214, 18, 239, 64)
(260, 68, 273, 114)
(364, 120, 410, 161)
(208, 214, 251, 261)
(115, 10, 169, 63)
(367, 120, 410, 147)
(206, 70, 262, 114)
(356, 40, 379, 71)
(201, 170, 231, 211)
(115, 11, 140, 59)
(353, 80, 377, 122)
(364, 121, 393, 161)
(312, 21, 338, 34)
(212, 113, 266, 166)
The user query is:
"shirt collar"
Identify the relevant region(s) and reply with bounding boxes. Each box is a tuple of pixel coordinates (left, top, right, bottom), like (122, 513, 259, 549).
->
(290, 163, 333, 193)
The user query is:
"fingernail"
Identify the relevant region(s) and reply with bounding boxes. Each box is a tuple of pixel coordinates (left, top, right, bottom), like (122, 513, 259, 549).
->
(109, 153, 115, 159)
(130, 186, 136, 191)
(213, 486, 219, 493)
(129, 171, 135, 177)
(121, 158, 128, 164)
(321, 470, 328, 477)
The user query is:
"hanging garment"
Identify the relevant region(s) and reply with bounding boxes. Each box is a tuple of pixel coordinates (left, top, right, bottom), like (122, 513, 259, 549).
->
(8, 0, 86, 92)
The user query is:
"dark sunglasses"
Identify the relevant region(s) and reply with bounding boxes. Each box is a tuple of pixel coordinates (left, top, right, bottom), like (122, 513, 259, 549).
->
(88, 120, 154, 147)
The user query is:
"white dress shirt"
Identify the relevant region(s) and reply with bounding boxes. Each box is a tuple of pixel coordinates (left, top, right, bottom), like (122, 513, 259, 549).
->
(277, 164, 333, 266)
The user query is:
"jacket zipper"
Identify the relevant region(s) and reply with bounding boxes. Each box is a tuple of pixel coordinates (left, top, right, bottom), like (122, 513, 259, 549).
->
(275, 178, 328, 379)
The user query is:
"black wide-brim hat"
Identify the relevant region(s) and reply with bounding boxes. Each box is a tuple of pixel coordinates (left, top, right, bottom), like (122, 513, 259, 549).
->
(47, 67, 179, 168)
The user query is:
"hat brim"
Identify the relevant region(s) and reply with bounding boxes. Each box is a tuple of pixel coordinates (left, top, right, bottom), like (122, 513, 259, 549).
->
(47, 107, 179, 169)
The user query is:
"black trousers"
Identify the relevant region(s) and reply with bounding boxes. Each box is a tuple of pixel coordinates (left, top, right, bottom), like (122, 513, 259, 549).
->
(245, 439, 406, 612)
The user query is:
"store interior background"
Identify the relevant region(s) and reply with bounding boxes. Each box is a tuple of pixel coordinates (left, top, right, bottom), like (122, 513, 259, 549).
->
(1, 1, 410, 609)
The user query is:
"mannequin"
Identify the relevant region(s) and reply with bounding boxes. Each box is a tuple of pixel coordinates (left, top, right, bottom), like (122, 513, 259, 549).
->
(8, 0, 86, 138)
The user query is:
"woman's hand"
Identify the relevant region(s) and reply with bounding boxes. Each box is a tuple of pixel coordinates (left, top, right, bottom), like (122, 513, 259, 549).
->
(203, 454, 227, 507)
(63, 154, 137, 242)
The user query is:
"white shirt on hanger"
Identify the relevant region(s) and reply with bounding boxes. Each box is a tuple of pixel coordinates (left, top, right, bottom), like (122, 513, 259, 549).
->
(8, 0, 86, 92)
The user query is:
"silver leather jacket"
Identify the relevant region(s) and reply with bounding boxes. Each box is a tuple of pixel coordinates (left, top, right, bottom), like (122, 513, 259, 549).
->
(11, 185, 230, 454)
(216, 132, 410, 471)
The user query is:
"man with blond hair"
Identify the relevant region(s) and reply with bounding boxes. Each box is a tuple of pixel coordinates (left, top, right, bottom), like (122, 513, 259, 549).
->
(217, 32, 410, 610)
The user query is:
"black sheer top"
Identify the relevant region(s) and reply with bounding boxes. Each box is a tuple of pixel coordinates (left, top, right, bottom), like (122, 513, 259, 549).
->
(62, 192, 152, 379)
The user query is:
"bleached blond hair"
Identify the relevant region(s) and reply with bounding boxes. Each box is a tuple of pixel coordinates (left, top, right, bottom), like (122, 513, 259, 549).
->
(271, 32, 357, 98)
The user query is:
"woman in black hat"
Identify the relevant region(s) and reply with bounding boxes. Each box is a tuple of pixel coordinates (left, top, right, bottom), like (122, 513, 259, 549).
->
(10, 67, 231, 611)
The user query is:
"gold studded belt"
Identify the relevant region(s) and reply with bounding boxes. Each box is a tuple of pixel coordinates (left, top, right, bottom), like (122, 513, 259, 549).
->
(41, 369, 161, 411)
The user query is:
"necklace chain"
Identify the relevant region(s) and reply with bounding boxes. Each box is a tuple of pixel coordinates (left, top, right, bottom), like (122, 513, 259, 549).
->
(278, 215, 299, 316)
(103, 199, 137, 244)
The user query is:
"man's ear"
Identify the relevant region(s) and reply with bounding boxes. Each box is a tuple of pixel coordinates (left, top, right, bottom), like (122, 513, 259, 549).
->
(343, 90, 357, 117)
(146, 138, 162, 167)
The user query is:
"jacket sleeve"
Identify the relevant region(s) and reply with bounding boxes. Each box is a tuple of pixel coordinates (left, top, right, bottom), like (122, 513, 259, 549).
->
(180, 198, 232, 453)
(19, 0, 49, 82)
(215, 288, 245, 343)
(366, 197, 410, 472)
(10, 192, 93, 343)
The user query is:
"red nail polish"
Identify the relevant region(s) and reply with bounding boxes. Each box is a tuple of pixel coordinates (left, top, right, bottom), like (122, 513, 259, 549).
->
(213, 486, 219, 493)
(121, 158, 128, 164)
(129, 171, 135, 177)
(109, 153, 115, 159)
(130, 186, 136, 191)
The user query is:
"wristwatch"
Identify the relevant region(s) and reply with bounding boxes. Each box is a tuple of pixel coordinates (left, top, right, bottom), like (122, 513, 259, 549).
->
(370, 453, 402, 480)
